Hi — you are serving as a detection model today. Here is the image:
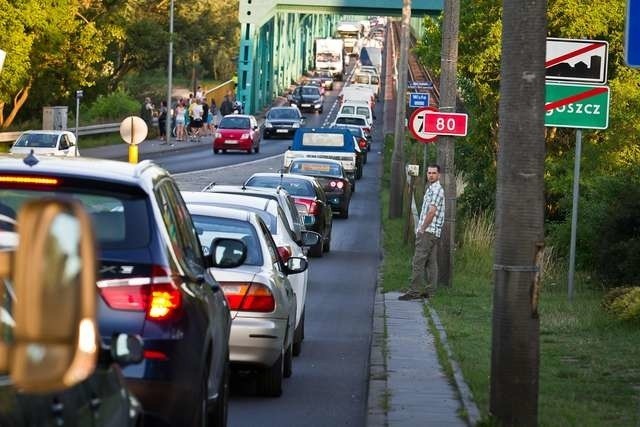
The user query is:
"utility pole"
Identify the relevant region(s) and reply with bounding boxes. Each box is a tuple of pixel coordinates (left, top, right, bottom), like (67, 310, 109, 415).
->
(436, 0, 460, 287)
(389, 0, 412, 218)
(165, 0, 174, 142)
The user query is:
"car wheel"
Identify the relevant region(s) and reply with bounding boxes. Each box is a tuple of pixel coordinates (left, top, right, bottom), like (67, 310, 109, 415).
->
(283, 340, 293, 378)
(209, 354, 229, 427)
(308, 238, 324, 258)
(213, 148, 219, 154)
(256, 350, 283, 397)
(293, 311, 304, 357)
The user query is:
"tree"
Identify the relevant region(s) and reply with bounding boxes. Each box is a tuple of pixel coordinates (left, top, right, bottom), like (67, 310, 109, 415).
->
(489, 0, 546, 425)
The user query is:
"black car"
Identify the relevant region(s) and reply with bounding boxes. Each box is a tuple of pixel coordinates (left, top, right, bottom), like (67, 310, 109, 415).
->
(289, 85, 324, 113)
(244, 173, 333, 257)
(0, 155, 239, 426)
(288, 158, 353, 218)
(263, 106, 305, 139)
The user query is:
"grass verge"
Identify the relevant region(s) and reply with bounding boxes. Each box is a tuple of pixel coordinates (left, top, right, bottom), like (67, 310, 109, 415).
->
(379, 135, 640, 426)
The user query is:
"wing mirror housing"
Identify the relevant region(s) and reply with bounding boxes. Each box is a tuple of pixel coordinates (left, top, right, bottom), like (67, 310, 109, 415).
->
(209, 238, 248, 268)
(6, 199, 99, 393)
(300, 230, 321, 247)
(284, 256, 309, 275)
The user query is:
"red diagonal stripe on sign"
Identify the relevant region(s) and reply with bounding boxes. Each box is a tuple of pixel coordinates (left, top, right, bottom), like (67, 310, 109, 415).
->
(545, 86, 608, 111)
(545, 42, 603, 68)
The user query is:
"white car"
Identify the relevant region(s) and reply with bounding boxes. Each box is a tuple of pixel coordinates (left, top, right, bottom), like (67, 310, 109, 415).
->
(338, 102, 375, 128)
(332, 113, 372, 139)
(186, 203, 307, 397)
(10, 130, 79, 157)
(182, 191, 319, 357)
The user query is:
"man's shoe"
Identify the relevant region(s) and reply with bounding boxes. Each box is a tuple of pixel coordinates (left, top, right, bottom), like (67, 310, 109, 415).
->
(398, 291, 423, 301)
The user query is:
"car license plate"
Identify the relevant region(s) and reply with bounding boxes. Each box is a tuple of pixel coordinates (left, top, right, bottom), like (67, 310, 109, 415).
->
(276, 129, 289, 133)
(301, 104, 311, 108)
(225, 140, 238, 144)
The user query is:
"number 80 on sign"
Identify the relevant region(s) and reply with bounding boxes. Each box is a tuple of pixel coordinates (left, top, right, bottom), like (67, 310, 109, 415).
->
(408, 107, 469, 143)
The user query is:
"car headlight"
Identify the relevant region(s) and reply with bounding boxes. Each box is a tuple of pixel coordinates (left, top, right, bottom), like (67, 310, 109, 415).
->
(292, 122, 300, 128)
(240, 133, 250, 139)
(264, 121, 273, 128)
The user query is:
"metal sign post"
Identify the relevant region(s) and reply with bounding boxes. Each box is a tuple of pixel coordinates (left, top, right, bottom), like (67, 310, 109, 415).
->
(567, 129, 582, 302)
(75, 90, 83, 156)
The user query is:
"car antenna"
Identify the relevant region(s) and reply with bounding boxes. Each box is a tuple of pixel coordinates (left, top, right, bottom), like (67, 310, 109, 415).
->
(23, 149, 39, 167)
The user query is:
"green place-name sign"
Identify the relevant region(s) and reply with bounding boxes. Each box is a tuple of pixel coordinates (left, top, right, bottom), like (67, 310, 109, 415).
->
(545, 83, 610, 129)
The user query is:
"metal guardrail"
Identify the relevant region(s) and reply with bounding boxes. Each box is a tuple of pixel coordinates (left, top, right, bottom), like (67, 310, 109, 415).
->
(0, 121, 153, 144)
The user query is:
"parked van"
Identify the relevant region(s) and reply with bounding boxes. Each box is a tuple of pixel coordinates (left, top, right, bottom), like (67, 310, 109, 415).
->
(338, 102, 375, 127)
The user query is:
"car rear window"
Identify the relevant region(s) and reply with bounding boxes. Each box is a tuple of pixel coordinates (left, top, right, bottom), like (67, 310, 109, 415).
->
(290, 161, 341, 177)
(219, 117, 250, 129)
(245, 176, 315, 198)
(0, 185, 150, 250)
(191, 215, 263, 266)
(301, 132, 345, 147)
(336, 117, 366, 126)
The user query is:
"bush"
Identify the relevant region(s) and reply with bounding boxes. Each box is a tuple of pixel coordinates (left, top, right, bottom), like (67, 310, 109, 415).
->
(603, 287, 640, 322)
(85, 90, 141, 122)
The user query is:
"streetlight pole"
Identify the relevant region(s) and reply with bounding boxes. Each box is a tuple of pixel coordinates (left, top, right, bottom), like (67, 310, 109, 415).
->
(75, 90, 83, 156)
(165, 0, 174, 143)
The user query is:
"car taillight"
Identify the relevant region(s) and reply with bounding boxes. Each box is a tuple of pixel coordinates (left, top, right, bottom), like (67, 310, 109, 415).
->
(330, 181, 345, 189)
(0, 175, 59, 186)
(295, 203, 309, 215)
(358, 138, 367, 149)
(220, 282, 275, 312)
(97, 265, 182, 320)
(295, 197, 319, 215)
(277, 245, 292, 262)
(363, 127, 371, 134)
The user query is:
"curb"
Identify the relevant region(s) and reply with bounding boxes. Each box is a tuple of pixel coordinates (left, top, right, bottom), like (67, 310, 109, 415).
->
(366, 286, 387, 427)
(426, 303, 482, 426)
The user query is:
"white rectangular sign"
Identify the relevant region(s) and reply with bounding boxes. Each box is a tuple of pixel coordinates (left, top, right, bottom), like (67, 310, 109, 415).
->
(0, 49, 6, 73)
(546, 38, 608, 85)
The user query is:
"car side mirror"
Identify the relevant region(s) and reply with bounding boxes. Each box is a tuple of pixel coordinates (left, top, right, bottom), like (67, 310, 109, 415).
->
(110, 333, 144, 366)
(8, 199, 99, 393)
(284, 256, 308, 275)
(209, 238, 247, 268)
(300, 230, 321, 247)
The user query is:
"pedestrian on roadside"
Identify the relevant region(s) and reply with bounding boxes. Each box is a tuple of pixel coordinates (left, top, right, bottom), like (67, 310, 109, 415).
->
(158, 101, 168, 142)
(220, 95, 234, 117)
(201, 99, 210, 136)
(140, 97, 155, 128)
(399, 164, 445, 300)
(174, 99, 186, 142)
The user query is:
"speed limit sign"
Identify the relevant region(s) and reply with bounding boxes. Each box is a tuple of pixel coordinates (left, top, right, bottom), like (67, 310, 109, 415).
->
(409, 107, 469, 143)
(408, 107, 438, 143)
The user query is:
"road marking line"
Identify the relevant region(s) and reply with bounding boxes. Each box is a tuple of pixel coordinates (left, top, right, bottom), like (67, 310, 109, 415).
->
(173, 153, 284, 177)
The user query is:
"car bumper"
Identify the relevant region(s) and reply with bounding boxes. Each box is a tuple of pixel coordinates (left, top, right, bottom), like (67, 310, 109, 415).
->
(265, 128, 296, 137)
(229, 316, 287, 368)
(325, 193, 347, 210)
(127, 378, 194, 426)
(214, 139, 252, 150)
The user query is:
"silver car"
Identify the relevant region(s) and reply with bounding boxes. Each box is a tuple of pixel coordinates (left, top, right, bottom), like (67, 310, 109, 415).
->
(186, 204, 308, 397)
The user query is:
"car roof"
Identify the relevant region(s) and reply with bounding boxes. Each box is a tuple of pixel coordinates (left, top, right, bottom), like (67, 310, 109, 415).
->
(0, 155, 166, 185)
(247, 172, 319, 184)
(289, 158, 343, 166)
(183, 191, 276, 212)
(186, 203, 255, 223)
(335, 113, 368, 120)
(219, 114, 254, 120)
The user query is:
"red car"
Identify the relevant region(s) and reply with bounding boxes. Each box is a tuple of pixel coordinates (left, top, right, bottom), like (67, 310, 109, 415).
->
(213, 114, 261, 154)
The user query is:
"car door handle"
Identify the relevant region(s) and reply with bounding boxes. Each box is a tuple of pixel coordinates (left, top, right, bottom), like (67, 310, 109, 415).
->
(90, 396, 101, 411)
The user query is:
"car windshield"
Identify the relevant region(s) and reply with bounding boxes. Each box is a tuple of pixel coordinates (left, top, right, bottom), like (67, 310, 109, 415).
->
(191, 215, 263, 266)
(245, 176, 315, 198)
(290, 161, 342, 178)
(13, 133, 57, 148)
(299, 87, 319, 96)
(219, 117, 250, 129)
(0, 187, 150, 249)
(268, 109, 299, 120)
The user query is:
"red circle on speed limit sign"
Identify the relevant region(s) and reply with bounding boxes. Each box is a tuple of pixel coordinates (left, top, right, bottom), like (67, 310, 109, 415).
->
(408, 107, 438, 143)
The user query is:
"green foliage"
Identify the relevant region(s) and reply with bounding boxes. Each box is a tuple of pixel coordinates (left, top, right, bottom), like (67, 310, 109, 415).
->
(85, 90, 140, 122)
(603, 287, 640, 322)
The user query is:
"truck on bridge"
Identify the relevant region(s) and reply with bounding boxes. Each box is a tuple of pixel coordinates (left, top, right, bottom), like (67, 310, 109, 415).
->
(335, 21, 363, 56)
(359, 46, 382, 74)
(315, 38, 344, 81)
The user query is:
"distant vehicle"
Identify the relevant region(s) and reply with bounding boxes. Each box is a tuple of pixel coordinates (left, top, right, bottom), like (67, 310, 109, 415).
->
(263, 106, 305, 139)
(213, 114, 261, 154)
(314, 69, 335, 90)
(304, 77, 326, 95)
(185, 204, 308, 397)
(335, 21, 363, 55)
(333, 123, 371, 157)
(339, 85, 376, 108)
(338, 102, 376, 128)
(288, 158, 353, 218)
(333, 113, 372, 141)
(289, 85, 324, 113)
(359, 46, 383, 72)
(284, 127, 358, 187)
(0, 155, 241, 426)
(9, 130, 79, 157)
(244, 173, 334, 257)
(351, 72, 380, 99)
(315, 38, 344, 81)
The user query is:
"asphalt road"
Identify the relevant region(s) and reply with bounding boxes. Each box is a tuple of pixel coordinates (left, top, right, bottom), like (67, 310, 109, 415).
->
(169, 78, 385, 425)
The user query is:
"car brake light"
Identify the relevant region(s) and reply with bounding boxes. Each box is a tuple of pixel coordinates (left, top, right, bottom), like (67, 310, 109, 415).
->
(220, 282, 275, 312)
(329, 181, 345, 189)
(97, 265, 182, 320)
(295, 197, 319, 215)
(0, 175, 59, 186)
(277, 245, 292, 262)
(358, 139, 367, 149)
(143, 350, 169, 361)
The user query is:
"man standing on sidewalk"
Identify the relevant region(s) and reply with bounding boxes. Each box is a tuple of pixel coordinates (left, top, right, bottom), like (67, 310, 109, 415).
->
(399, 164, 445, 300)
